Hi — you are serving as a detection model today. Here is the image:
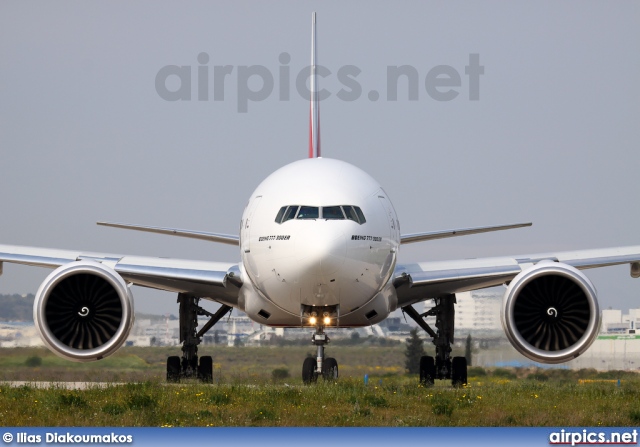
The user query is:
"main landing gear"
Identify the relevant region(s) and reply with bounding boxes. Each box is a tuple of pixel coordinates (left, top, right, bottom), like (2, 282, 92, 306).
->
(403, 294, 468, 387)
(302, 325, 338, 384)
(166, 293, 231, 383)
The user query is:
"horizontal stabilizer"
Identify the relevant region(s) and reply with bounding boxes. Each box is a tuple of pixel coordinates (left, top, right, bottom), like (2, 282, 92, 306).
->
(97, 222, 240, 246)
(400, 222, 532, 245)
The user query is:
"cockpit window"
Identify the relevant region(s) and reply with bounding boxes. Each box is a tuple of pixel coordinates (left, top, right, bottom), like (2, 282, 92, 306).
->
(353, 206, 366, 224)
(343, 206, 359, 223)
(275, 206, 287, 224)
(283, 206, 299, 222)
(276, 205, 365, 224)
(323, 206, 345, 220)
(297, 206, 319, 219)
(342, 206, 366, 224)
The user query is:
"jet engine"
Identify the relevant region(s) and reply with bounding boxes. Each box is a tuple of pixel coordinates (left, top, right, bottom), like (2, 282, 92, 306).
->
(501, 261, 599, 363)
(33, 260, 134, 362)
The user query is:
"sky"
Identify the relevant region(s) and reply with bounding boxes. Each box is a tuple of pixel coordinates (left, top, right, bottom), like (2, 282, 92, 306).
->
(1, 1, 639, 316)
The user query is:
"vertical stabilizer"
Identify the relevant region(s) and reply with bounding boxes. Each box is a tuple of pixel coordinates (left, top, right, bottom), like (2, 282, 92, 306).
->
(309, 12, 321, 158)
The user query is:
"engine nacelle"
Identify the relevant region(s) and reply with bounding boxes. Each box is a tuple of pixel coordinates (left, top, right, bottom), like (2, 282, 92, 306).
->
(33, 260, 134, 362)
(501, 261, 599, 364)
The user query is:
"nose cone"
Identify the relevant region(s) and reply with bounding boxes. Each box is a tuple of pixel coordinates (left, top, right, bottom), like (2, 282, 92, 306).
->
(296, 224, 346, 278)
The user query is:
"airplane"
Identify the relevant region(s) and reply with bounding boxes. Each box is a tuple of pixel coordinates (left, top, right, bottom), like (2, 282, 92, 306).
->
(1, 13, 640, 386)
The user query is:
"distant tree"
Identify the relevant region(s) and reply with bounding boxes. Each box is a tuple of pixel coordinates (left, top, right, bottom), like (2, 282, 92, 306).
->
(404, 328, 425, 374)
(0, 294, 35, 322)
(350, 331, 360, 343)
(233, 336, 244, 347)
(465, 334, 472, 366)
(214, 330, 220, 345)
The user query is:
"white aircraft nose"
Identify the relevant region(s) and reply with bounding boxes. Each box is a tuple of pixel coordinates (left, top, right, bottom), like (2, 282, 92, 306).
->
(296, 224, 346, 278)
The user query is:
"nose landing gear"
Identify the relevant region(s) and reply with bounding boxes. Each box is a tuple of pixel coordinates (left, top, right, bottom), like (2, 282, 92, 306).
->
(302, 325, 338, 383)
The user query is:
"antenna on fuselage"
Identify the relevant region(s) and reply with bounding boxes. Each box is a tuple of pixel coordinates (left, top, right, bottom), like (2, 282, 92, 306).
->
(309, 12, 321, 158)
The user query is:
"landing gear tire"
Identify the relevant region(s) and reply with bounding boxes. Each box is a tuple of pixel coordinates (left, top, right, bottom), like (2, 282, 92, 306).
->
(452, 356, 468, 387)
(167, 295, 231, 383)
(419, 355, 435, 386)
(167, 356, 181, 383)
(302, 357, 318, 384)
(198, 356, 213, 383)
(182, 356, 198, 378)
(322, 357, 338, 381)
(403, 296, 463, 388)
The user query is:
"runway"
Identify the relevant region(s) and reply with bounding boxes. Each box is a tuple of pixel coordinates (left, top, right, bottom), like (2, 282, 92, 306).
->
(0, 381, 122, 390)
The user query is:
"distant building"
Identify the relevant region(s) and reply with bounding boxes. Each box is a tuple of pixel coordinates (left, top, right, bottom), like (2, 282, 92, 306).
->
(454, 289, 502, 333)
(378, 317, 412, 333)
(421, 288, 503, 337)
(0, 322, 42, 347)
(601, 308, 640, 335)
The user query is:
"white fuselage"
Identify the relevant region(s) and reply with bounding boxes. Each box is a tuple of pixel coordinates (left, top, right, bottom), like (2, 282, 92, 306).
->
(237, 158, 400, 327)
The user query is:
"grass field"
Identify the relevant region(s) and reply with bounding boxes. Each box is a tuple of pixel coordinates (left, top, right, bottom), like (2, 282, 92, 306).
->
(1, 346, 639, 427)
(0, 345, 409, 382)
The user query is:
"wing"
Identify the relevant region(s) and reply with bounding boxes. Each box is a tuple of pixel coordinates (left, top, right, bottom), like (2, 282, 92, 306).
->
(0, 244, 241, 307)
(97, 221, 240, 246)
(400, 222, 531, 244)
(394, 245, 640, 307)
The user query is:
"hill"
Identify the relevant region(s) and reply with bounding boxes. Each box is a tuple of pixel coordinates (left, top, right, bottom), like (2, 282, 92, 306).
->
(0, 294, 35, 322)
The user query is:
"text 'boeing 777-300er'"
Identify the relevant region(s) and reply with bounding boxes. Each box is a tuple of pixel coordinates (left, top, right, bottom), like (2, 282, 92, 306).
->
(2, 13, 640, 386)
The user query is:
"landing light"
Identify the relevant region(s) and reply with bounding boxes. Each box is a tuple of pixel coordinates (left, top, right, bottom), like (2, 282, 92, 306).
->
(309, 316, 317, 325)
(323, 316, 331, 325)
